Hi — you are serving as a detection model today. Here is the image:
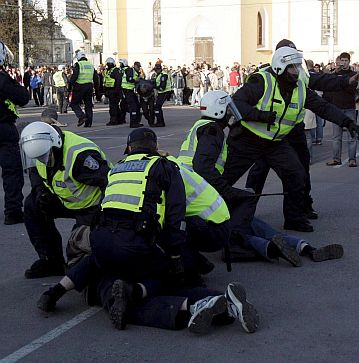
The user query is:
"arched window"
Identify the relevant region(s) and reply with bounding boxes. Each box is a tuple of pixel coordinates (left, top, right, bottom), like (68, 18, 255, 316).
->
(257, 12, 263, 47)
(153, 0, 161, 47)
(321, 0, 338, 45)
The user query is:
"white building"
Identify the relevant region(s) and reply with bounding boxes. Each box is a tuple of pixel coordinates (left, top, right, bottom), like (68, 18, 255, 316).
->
(102, 0, 359, 68)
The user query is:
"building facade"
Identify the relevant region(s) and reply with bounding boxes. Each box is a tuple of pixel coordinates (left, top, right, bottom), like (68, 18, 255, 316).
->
(102, 0, 359, 68)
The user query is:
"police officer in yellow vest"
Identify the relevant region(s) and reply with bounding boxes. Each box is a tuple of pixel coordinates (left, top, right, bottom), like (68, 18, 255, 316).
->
(19, 122, 111, 278)
(119, 59, 142, 128)
(103, 57, 126, 126)
(0, 41, 29, 225)
(69, 51, 99, 128)
(151, 63, 172, 127)
(53, 65, 68, 114)
(224, 46, 359, 232)
(89, 127, 193, 284)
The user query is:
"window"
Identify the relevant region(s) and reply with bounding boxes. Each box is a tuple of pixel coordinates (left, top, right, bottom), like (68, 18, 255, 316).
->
(153, 0, 161, 47)
(321, 0, 338, 45)
(257, 12, 263, 47)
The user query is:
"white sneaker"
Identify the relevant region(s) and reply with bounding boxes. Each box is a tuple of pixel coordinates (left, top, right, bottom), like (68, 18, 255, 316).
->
(225, 282, 259, 333)
(188, 295, 227, 334)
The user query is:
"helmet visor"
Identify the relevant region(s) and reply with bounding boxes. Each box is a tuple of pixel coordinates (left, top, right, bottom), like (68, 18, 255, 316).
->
(226, 97, 243, 124)
(286, 60, 309, 85)
(19, 134, 53, 170)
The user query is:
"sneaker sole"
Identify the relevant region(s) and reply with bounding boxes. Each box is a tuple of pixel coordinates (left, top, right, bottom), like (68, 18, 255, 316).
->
(271, 236, 302, 267)
(109, 280, 130, 330)
(227, 283, 259, 333)
(188, 295, 227, 335)
(311, 244, 344, 262)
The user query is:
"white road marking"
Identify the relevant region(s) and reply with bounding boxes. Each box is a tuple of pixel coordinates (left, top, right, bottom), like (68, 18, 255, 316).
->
(0, 307, 102, 363)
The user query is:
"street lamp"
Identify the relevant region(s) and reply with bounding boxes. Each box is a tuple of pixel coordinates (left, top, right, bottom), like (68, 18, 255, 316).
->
(18, 0, 24, 75)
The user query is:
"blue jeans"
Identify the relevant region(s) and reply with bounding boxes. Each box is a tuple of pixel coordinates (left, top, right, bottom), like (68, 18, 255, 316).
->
(310, 115, 324, 142)
(331, 109, 357, 162)
(245, 217, 304, 259)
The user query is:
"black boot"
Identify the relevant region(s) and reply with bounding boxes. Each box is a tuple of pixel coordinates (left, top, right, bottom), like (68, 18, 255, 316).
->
(25, 258, 66, 279)
(37, 283, 67, 312)
(4, 210, 24, 225)
(268, 235, 302, 267)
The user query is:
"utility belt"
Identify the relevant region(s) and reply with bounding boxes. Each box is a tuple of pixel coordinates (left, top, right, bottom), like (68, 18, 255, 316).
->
(100, 209, 161, 246)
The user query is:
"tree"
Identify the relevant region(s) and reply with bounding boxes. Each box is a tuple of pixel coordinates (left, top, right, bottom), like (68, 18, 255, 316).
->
(70, 0, 102, 25)
(0, 0, 58, 65)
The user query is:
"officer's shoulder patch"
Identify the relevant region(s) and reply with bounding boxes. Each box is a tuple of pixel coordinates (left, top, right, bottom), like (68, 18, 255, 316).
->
(83, 155, 99, 170)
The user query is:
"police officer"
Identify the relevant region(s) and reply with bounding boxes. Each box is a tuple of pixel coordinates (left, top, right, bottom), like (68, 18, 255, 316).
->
(151, 64, 172, 127)
(69, 51, 99, 128)
(246, 39, 359, 224)
(19, 122, 111, 278)
(89, 127, 192, 283)
(0, 41, 29, 225)
(103, 57, 125, 126)
(119, 59, 142, 128)
(53, 65, 68, 114)
(224, 46, 359, 232)
(137, 78, 155, 126)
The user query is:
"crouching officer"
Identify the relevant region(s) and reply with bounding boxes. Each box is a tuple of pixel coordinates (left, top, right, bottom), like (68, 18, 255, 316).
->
(90, 128, 193, 284)
(137, 79, 155, 126)
(0, 40, 29, 224)
(103, 57, 125, 126)
(19, 122, 111, 278)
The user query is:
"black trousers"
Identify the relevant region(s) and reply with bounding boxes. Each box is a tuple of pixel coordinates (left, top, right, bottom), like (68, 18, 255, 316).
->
(246, 123, 313, 212)
(223, 127, 307, 224)
(154, 92, 168, 125)
(123, 89, 141, 126)
(70, 84, 94, 126)
(0, 141, 24, 216)
(106, 88, 125, 122)
(56, 87, 68, 113)
(24, 189, 98, 260)
(139, 95, 155, 125)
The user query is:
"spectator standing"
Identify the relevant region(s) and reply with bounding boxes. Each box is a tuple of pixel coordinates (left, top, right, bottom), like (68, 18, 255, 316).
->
(228, 67, 240, 95)
(53, 65, 68, 114)
(325, 53, 358, 167)
(172, 66, 185, 105)
(191, 68, 202, 106)
(30, 70, 42, 106)
(42, 67, 53, 106)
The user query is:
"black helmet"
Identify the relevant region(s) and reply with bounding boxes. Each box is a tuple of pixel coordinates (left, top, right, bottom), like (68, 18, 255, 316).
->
(137, 79, 154, 97)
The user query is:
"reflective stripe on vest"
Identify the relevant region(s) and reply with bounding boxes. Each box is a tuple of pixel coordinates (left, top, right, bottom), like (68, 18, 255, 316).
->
(179, 163, 229, 223)
(178, 119, 227, 174)
(53, 71, 66, 87)
(76, 60, 94, 84)
(103, 68, 115, 88)
(36, 131, 110, 209)
(241, 70, 306, 141)
(121, 67, 138, 90)
(102, 154, 166, 227)
(4, 99, 19, 117)
(156, 72, 172, 93)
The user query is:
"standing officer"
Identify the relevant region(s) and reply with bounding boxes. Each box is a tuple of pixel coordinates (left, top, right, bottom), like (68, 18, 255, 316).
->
(19, 122, 111, 278)
(103, 57, 125, 126)
(69, 51, 99, 128)
(119, 59, 142, 128)
(0, 41, 29, 225)
(224, 46, 359, 232)
(53, 65, 68, 114)
(151, 64, 172, 127)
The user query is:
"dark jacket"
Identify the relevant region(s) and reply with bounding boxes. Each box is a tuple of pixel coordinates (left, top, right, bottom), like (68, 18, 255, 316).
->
(232, 68, 355, 129)
(0, 70, 29, 142)
(322, 68, 357, 109)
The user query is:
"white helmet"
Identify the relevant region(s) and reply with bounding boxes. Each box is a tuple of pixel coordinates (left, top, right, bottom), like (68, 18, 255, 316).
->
(118, 58, 128, 67)
(271, 46, 304, 75)
(58, 64, 65, 70)
(20, 121, 62, 169)
(105, 57, 115, 65)
(200, 90, 242, 122)
(75, 51, 86, 60)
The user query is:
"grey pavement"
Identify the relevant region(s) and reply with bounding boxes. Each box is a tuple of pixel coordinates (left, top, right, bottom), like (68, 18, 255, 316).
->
(1, 103, 359, 362)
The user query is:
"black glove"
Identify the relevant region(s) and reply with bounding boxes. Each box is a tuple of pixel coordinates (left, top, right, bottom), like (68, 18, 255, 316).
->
(346, 122, 359, 138)
(34, 186, 57, 215)
(170, 255, 185, 285)
(259, 110, 277, 126)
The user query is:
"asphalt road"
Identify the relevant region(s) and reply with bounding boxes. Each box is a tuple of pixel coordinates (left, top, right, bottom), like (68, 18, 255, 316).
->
(0, 102, 359, 363)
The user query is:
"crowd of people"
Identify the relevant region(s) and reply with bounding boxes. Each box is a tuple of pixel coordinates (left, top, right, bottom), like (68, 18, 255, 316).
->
(1, 38, 359, 335)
